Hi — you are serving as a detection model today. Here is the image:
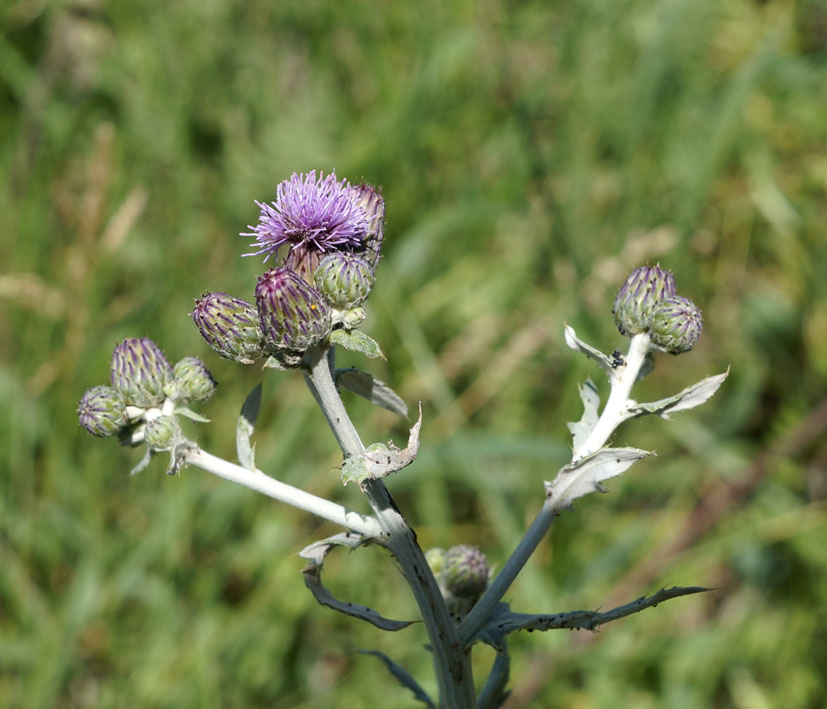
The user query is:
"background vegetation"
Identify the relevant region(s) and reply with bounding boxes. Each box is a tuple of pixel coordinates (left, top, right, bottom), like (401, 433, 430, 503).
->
(2, 0, 826, 706)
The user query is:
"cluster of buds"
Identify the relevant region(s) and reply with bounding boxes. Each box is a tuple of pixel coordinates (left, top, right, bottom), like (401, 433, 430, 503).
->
(193, 172, 385, 366)
(426, 545, 491, 617)
(78, 338, 215, 456)
(612, 265, 703, 354)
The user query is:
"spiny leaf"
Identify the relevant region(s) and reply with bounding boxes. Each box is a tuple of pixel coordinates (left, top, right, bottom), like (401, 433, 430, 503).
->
(341, 405, 422, 486)
(357, 651, 435, 708)
(300, 534, 415, 631)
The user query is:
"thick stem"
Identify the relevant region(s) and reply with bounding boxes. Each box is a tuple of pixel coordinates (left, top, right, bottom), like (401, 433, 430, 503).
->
(182, 446, 381, 537)
(303, 345, 476, 708)
(460, 332, 651, 644)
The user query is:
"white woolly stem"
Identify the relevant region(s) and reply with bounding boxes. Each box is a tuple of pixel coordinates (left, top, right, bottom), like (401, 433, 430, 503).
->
(303, 345, 476, 709)
(182, 446, 381, 537)
(459, 331, 651, 645)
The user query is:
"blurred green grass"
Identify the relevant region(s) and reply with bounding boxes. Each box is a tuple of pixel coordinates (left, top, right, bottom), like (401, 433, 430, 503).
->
(2, 0, 827, 706)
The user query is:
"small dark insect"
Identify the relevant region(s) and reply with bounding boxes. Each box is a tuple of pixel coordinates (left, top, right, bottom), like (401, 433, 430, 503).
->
(611, 350, 624, 368)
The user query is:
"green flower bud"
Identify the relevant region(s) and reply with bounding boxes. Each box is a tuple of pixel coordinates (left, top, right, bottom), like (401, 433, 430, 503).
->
(284, 244, 324, 285)
(425, 547, 446, 576)
(314, 252, 375, 309)
(144, 415, 182, 452)
(255, 267, 332, 352)
(352, 183, 385, 272)
(650, 295, 703, 354)
(78, 385, 128, 437)
(442, 545, 490, 600)
(192, 293, 268, 364)
(612, 265, 676, 336)
(110, 338, 173, 407)
(172, 357, 217, 402)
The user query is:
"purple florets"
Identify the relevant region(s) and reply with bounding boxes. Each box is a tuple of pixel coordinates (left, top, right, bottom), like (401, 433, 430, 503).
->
(243, 171, 370, 261)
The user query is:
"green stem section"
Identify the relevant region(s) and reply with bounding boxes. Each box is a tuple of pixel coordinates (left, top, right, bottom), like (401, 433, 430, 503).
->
(302, 345, 476, 709)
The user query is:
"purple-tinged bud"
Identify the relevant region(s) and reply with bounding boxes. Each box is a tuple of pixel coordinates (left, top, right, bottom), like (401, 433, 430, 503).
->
(78, 385, 128, 437)
(110, 338, 173, 407)
(192, 293, 267, 364)
(255, 267, 332, 352)
(284, 243, 324, 285)
(144, 415, 182, 451)
(442, 545, 490, 600)
(172, 357, 217, 402)
(314, 252, 375, 309)
(352, 183, 385, 272)
(612, 265, 677, 336)
(650, 295, 703, 354)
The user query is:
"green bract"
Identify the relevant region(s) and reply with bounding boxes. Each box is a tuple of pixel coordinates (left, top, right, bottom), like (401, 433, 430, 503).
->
(144, 415, 182, 451)
(314, 252, 375, 309)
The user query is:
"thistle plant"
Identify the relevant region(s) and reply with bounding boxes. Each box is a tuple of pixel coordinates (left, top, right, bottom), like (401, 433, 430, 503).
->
(78, 171, 728, 708)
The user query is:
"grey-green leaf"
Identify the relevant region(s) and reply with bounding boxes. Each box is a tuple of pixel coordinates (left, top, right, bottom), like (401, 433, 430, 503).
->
(329, 329, 385, 359)
(564, 324, 614, 376)
(629, 369, 729, 419)
(336, 367, 408, 418)
(567, 379, 600, 450)
(300, 534, 415, 631)
(237, 383, 261, 471)
(546, 446, 652, 509)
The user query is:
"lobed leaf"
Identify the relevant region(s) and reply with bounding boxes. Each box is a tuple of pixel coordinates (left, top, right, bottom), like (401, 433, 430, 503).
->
(236, 382, 262, 471)
(628, 369, 729, 419)
(567, 379, 600, 450)
(300, 533, 415, 631)
(563, 324, 614, 377)
(357, 650, 435, 708)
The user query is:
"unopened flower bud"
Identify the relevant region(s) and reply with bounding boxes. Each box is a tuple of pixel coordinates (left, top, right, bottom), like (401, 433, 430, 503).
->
(314, 252, 375, 309)
(110, 338, 173, 407)
(78, 385, 127, 437)
(144, 415, 182, 451)
(255, 267, 332, 352)
(352, 183, 385, 272)
(650, 295, 703, 354)
(425, 547, 446, 576)
(284, 244, 323, 285)
(613, 265, 676, 336)
(442, 545, 490, 600)
(192, 293, 267, 364)
(172, 357, 217, 402)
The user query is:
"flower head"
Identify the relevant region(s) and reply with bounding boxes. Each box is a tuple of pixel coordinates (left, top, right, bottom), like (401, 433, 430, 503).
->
(314, 252, 375, 309)
(191, 293, 267, 364)
(442, 545, 490, 600)
(172, 357, 217, 402)
(110, 338, 173, 407)
(650, 295, 703, 353)
(255, 267, 332, 352)
(243, 171, 369, 262)
(612, 265, 677, 336)
(78, 385, 128, 437)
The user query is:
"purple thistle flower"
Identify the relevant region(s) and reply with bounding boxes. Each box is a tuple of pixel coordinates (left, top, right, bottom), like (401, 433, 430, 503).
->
(243, 171, 370, 262)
